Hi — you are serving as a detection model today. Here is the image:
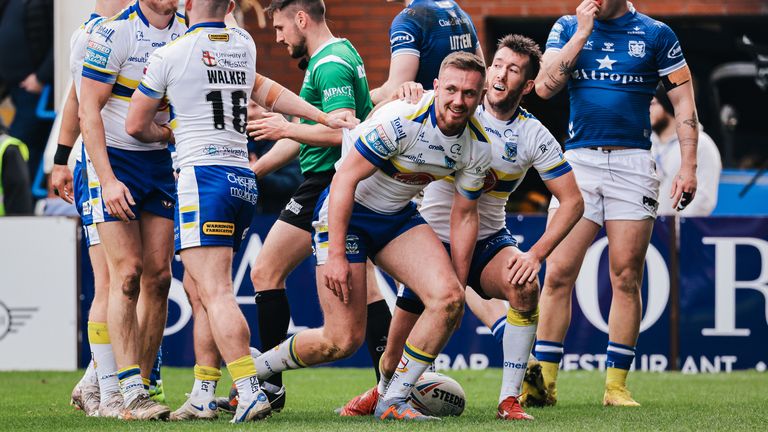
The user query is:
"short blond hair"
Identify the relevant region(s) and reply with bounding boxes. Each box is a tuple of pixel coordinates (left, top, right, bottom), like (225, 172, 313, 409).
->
(438, 51, 486, 82)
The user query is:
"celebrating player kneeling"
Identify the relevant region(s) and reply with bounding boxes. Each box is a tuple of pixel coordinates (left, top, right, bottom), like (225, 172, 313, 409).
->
(250, 51, 491, 421)
(339, 34, 584, 421)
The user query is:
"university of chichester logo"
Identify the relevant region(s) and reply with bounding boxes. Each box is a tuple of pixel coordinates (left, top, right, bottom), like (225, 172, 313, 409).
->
(202, 50, 217, 67)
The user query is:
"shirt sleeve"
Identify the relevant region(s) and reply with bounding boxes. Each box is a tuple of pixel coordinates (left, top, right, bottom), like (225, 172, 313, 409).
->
(531, 125, 572, 181)
(654, 22, 686, 76)
(389, 10, 423, 58)
(454, 140, 491, 200)
(137, 50, 169, 100)
(352, 117, 402, 168)
(545, 16, 575, 52)
(82, 20, 129, 85)
(312, 59, 357, 113)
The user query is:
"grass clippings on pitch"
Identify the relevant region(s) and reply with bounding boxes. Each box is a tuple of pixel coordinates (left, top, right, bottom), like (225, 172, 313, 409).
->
(2, 367, 767, 431)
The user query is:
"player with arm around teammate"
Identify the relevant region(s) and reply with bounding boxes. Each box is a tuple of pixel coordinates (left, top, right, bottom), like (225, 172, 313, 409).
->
(249, 52, 491, 421)
(340, 34, 584, 421)
(526, 0, 698, 407)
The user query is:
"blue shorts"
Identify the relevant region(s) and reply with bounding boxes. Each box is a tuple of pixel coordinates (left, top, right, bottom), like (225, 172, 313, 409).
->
(174, 165, 257, 253)
(311, 187, 426, 264)
(88, 147, 175, 223)
(73, 157, 100, 247)
(397, 228, 518, 312)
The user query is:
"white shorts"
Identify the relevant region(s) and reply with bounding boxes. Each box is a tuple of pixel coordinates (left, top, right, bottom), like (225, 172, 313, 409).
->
(549, 148, 660, 226)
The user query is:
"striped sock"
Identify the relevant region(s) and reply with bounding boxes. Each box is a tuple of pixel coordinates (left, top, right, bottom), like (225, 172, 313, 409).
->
(117, 365, 146, 406)
(142, 377, 150, 390)
(534, 340, 564, 364)
(227, 355, 261, 404)
(254, 334, 307, 380)
(499, 307, 538, 402)
(606, 342, 636, 388)
(491, 316, 506, 345)
(384, 341, 437, 401)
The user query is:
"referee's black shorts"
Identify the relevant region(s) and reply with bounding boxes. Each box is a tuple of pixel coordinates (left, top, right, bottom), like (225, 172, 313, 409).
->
(277, 170, 335, 233)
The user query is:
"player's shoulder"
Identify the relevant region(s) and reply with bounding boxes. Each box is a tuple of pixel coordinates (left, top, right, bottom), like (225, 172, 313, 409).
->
(312, 39, 360, 72)
(227, 26, 254, 43)
(553, 14, 577, 30)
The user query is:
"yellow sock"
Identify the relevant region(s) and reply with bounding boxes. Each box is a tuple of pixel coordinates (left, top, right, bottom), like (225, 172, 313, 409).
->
(606, 367, 629, 388)
(142, 377, 150, 390)
(227, 355, 257, 382)
(540, 360, 559, 387)
(87, 321, 111, 344)
(194, 364, 222, 381)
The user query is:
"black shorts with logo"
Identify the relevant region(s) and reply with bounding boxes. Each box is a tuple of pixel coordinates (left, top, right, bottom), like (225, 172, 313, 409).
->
(278, 170, 335, 232)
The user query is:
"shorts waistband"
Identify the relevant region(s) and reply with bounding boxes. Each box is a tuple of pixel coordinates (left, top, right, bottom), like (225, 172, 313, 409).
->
(303, 169, 335, 180)
(586, 146, 634, 153)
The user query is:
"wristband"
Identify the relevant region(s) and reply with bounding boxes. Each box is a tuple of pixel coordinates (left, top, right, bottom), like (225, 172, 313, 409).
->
(53, 144, 73, 165)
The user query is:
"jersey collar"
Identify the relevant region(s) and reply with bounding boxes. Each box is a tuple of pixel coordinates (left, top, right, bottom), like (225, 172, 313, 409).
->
(310, 37, 342, 59)
(186, 21, 226, 34)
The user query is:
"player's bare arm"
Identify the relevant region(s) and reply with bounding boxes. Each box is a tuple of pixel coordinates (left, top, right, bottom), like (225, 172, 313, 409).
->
(508, 171, 584, 285)
(250, 137, 301, 178)
(535, 0, 599, 99)
(79, 77, 135, 222)
(370, 54, 420, 105)
(323, 149, 377, 304)
(125, 92, 173, 144)
(664, 70, 698, 210)
(52, 84, 80, 203)
(248, 107, 353, 146)
(449, 190, 480, 287)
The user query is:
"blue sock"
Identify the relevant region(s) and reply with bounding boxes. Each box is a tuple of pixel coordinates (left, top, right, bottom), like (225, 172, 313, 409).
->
(491, 316, 506, 345)
(606, 341, 635, 370)
(534, 340, 564, 364)
(150, 346, 162, 386)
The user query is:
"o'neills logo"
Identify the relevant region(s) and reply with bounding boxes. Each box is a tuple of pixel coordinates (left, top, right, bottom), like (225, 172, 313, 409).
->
(203, 222, 235, 236)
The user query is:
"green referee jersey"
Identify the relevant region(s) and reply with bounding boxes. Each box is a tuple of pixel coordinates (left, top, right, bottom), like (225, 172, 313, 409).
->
(299, 38, 373, 174)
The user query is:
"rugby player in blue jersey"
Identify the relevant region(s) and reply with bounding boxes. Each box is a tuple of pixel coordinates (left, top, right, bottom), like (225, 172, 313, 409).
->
(369, 0, 483, 104)
(525, 0, 698, 407)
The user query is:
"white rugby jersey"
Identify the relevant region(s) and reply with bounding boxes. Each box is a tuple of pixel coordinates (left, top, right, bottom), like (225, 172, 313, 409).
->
(82, 1, 186, 151)
(341, 91, 492, 214)
(138, 22, 256, 169)
(70, 13, 106, 162)
(420, 105, 572, 242)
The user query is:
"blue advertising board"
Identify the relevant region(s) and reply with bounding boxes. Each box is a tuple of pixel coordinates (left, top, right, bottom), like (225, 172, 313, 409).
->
(78, 215, 767, 372)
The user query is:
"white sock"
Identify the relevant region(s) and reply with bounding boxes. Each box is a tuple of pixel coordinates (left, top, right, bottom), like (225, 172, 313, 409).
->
(499, 307, 538, 403)
(254, 334, 305, 380)
(117, 366, 147, 406)
(83, 359, 98, 385)
(190, 365, 221, 404)
(235, 376, 261, 404)
(377, 374, 390, 395)
(383, 341, 436, 401)
(92, 343, 120, 399)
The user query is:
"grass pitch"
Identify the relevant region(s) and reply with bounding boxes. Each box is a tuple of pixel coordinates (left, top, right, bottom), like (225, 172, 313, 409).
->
(2, 368, 767, 431)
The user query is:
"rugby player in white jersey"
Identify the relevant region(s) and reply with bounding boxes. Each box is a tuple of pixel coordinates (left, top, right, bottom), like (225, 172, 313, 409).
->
(52, 0, 132, 417)
(125, 0, 358, 421)
(339, 34, 584, 421)
(249, 51, 491, 421)
(79, 0, 186, 420)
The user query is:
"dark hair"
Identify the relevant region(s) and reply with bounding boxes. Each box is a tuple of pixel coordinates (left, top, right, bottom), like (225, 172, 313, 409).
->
(496, 34, 542, 81)
(439, 51, 486, 82)
(265, 0, 325, 21)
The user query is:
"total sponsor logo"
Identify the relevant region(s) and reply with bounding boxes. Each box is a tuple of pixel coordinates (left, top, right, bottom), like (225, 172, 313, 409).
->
(391, 118, 406, 142)
(95, 25, 115, 43)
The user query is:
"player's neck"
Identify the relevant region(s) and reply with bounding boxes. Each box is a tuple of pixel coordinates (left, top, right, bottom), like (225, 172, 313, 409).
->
(483, 99, 519, 123)
(188, 16, 225, 28)
(600, 1, 630, 21)
(138, 1, 175, 29)
(306, 24, 336, 58)
(94, 0, 122, 17)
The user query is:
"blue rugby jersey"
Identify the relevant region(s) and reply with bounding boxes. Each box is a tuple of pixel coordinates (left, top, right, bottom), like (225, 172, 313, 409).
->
(546, 4, 686, 150)
(389, 0, 479, 89)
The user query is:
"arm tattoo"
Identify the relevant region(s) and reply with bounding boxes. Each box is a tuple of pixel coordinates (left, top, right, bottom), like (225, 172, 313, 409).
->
(557, 60, 575, 77)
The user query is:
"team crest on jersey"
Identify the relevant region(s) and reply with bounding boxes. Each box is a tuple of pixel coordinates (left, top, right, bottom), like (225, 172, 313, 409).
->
(444, 156, 456, 170)
(628, 40, 646, 58)
(202, 50, 217, 67)
(502, 129, 518, 162)
(345, 235, 359, 255)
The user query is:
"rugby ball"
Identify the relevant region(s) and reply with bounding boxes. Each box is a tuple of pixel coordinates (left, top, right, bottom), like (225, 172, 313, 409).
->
(408, 372, 466, 417)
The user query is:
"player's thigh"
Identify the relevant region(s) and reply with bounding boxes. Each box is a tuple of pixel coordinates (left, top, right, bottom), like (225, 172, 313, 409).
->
(544, 211, 601, 289)
(181, 246, 234, 299)
(251, 220, 312, 281)
(550, 149, 605, 225)
(88, 243, 110, 285)
(375, 224, 460, 305)
(96, 220, 143, 272)
(604, 219, 654, 280)
(315, 262, 368, 338)
(139, 211, 174, 275)
(365, 259, 384, 304)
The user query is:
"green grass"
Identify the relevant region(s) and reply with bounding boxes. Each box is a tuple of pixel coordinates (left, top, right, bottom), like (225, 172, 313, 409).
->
(2, 368, 767, 431)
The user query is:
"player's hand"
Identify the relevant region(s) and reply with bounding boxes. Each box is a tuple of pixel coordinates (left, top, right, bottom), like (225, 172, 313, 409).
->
(575, 0, 600, 38)
(324, 253, 351, 304)
(506, 251, 542, 285)
(396, 81, 424, 104)
(51, 164, 74, 204)
(20, 73, 44, 94)
(324, 110, 360, 130)
(247, 112, 288, 141)
(670, 166, 697, 212)
(102, 179, 136, 222)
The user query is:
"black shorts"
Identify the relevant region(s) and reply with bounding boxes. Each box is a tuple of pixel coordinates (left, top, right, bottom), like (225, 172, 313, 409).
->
(278, 170, 335, 232)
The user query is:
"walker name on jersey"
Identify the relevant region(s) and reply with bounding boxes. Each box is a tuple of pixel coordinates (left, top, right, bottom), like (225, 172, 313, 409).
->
(206, 69, 248, 85)
(571, 68, 645, 84)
